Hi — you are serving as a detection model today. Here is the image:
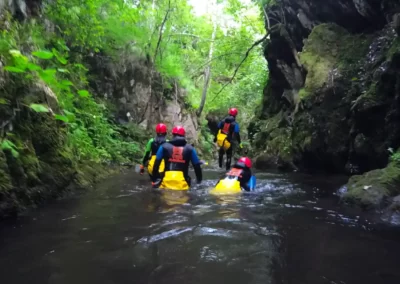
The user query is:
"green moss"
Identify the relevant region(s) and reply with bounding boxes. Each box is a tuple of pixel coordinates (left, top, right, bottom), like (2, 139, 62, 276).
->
(0, 151, 12, 192)
(300, 23, 372, 93)
(298, 88, 310, 99)
(75, 162, 115, 188)
(387, 38, 400, 60)
(351, 82, 383, 111)
(268, 128, 293, 162)
(344, 163, 400, 207)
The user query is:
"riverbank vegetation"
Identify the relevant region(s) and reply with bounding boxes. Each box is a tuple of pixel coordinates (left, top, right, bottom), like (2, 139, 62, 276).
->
(0, 0, 267, 216)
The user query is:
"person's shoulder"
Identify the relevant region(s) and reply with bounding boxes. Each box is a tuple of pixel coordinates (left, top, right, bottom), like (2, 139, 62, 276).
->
(185, 143, 195, 151)
(162, 141, 172, 147)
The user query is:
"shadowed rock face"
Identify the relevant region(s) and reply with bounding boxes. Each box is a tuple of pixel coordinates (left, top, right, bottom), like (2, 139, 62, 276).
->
(262, 0, 400, 115)
(0, 0, 42, 19)
(254, 0, 400, 175)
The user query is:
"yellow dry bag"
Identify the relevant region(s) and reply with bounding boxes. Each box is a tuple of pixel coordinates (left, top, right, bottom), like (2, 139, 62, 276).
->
(210, 177, 242, 195)
(216, 130, 231, 151)
(159, 171, 190, 191)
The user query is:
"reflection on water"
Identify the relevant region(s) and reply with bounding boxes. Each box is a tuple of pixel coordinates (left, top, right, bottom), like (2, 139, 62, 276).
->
(0, 170, 400, 284)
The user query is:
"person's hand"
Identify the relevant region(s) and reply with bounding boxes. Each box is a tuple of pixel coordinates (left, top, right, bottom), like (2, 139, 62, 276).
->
(152, 179, 161, 188)
(139, 165, 145, 175)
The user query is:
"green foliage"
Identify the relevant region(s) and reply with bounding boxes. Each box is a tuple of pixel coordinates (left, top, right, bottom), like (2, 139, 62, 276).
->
(1, 139, 19, 158)
(1, 20, 142, 164)
(391, 152, 400, 164)
(387, 38, 400, 60)
(1, 0, 268, 167)
(388, 148, 400, 164)
(30, 104, 50, 113)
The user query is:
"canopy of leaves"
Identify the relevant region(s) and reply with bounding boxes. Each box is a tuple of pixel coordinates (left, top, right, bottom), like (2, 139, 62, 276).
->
(45, 0, 267, 123)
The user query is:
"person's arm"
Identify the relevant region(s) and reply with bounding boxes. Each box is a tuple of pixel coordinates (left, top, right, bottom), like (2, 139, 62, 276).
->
(234, 124, 241, 144)
(247, 175, 256, 191)
(191, 148, 202, 184)
(142, 139, 153, 165)
(152, 146, 164, 182)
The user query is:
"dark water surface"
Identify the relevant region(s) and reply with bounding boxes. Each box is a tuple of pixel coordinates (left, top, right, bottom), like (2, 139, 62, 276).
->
(1, 169, 400, 284)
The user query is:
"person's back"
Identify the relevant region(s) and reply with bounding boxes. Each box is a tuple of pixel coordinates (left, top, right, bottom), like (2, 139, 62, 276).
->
(218, 115, 238, 142)
(213, 157, 256, 192)
(215, 108, 242, 170)
(140, 123, 168, 179)
(153, 126, 202, 190)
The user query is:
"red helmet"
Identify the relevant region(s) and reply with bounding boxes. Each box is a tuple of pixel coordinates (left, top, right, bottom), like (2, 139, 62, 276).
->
(238, 156, 252, 168)
(228, 108, 238, 116)
(172, 126, 186, 136)
(155, 123, 167, 134)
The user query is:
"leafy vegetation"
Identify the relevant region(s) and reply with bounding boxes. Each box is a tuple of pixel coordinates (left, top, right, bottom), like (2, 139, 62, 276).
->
(0, 0, 268, 215)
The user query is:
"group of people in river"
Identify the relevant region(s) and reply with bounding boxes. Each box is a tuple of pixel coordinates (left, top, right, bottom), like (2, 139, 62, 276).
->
(139, 108, 256, 193)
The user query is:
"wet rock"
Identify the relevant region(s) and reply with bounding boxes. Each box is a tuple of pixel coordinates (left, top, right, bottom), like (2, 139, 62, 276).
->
(393, 13, 400, 36)
(380, 195, 400, 225)
(254, 154, 278, 170)
(343, 163, 400, 208)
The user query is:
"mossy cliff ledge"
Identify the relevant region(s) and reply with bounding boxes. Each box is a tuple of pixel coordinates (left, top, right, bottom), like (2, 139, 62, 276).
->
(251, 0, 400, 216)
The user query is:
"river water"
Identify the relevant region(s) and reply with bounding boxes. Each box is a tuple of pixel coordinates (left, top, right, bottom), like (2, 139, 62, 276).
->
(1, 169, 400, 284)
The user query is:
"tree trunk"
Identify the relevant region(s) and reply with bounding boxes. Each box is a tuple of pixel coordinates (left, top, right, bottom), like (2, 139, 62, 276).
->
(196, 19, 217, 117)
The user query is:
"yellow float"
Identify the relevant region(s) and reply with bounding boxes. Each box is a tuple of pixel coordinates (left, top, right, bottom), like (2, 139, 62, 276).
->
(210, 177, 242, 195)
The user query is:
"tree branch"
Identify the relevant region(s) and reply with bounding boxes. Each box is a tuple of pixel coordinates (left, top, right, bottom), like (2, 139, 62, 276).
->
(209, 33, 269, 103)
(190, 52, 243, 76)
(153, 0, 171, 61)
(262, 5, 271, 30)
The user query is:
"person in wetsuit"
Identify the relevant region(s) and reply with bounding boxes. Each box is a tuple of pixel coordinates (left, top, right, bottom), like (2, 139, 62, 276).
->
(152, 126, 202, 190)
(140, 123, 168, 180)
(214, 156, 256, 192)
(214, 108, 242, 170)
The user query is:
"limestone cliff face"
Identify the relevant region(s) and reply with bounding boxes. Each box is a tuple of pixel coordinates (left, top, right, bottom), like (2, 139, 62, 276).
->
(87, 54, 199, 143)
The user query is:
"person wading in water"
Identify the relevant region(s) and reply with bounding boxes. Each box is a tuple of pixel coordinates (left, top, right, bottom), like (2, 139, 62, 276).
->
(214, 108, 243, 170)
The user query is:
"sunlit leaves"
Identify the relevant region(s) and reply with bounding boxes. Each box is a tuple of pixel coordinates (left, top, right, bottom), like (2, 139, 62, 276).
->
(1, 139, 19, 158)
(30, 103, 50, 113)
(78, 90, 90, 97)
(54, 114, 69, 122)
(4, 66, 25, 73)
(32, 50, 54, 59)
(52, 48, 68, 64)
(0, 98, 9, 105)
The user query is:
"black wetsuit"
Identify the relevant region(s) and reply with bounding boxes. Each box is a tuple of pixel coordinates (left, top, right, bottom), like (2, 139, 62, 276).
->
(152, 136, 202, 186)
(142, 135, 167, 179)
(215, 115, 241, 170)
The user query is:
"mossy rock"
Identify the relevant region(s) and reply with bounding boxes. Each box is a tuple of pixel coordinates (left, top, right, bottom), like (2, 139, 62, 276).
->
(0, 151, 12, 192)
(387, 37, 400, 60)
(343, 163, 400, 208)
(300, 23, 372, 94)
(75, 162, 114, 188)
(254, 154, 278, 170)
